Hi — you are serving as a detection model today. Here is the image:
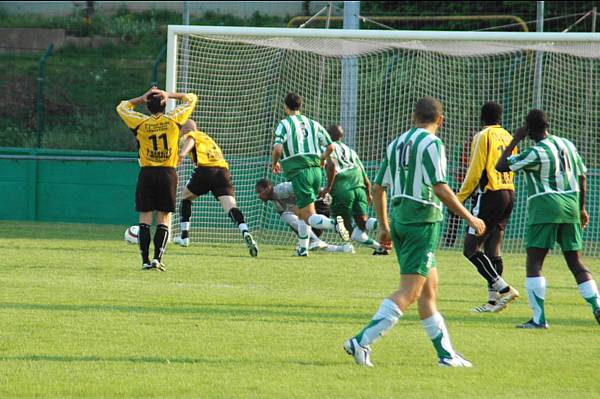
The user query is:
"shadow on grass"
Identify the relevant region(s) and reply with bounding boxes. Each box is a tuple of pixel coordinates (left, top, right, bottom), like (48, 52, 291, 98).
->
(0, 354, 342, 367)
(0, 302, 369, 324)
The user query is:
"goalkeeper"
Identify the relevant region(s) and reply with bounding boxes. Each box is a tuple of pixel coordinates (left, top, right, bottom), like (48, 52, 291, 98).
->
(322, 124, 388, 255)
(173, 119, 258, 257)
(255, 179, 353, 253)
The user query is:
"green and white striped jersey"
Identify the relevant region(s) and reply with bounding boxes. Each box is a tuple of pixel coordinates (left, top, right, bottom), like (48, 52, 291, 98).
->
(328, 141, 366, 197)
(274, 114, 332, 179)
(375, 127, 447, 224)
(507, 134, 586, 224)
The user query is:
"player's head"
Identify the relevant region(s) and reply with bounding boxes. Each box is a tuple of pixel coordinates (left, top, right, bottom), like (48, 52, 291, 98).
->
(284, 92, 302, 114)
(146, 92, 165, 115)
(525, 109, 549, 141)
(181, 119, 197, 134)
(412, 96, 443, 129)
(327, 125, 344, 142)
(255, 178, 273, 201)
(481, 101, 502, 125)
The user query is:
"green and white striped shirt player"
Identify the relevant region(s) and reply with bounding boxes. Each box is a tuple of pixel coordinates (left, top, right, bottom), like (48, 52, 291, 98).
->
(328, 141, 367, 197)
(375, 127, 447, 224)
(274, 115, 333, 179)
(507, 134, 586, 224)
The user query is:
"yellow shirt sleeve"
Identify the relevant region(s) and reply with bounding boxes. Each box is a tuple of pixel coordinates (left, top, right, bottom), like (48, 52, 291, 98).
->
(457, 131, 488, 203)
(116, 100, 148, 129)
(168, 93, 198, 125)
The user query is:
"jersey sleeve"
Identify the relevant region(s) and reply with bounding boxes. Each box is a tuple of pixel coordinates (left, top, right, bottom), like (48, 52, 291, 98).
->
(422, 139, 447, 186)
(274, 122, 285, 147)
(565, 139, 587, 175)
(317, 123, 333, 147)
(116, 100, 147, 129)
(457, 132, 487, 203)
(167, 93, 198, 125)
(374, 147, 391, 187)
(507, 147, 539, 172)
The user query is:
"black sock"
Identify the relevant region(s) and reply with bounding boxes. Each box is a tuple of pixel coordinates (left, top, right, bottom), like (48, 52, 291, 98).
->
(153, 224, 169, 262)
(138, 223, 151, 264)
(228, 207, 245, 226)
(180, 200, 192, 239)
(491, 256, 504, 277)
(467, 251, 500, 286)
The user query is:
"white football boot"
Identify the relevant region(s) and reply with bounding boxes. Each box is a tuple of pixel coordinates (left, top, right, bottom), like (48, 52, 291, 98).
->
(343, 338, 373, 367)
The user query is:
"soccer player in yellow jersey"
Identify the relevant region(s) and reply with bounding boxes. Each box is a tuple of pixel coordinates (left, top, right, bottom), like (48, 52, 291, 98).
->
(173, 119, 258, 257)
(116, 86, 197, 271)
(457, 102, 519, 312)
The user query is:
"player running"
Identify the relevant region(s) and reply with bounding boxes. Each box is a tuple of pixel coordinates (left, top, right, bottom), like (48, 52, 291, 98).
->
(343, 97, 485, 368)
(322, 124, 388, 255)
(456, 102, 519, 312)
(271, 92, 349, 256)
(496, 109, 600, 328)
(173, 119, 258, 257)
(116, 86, 197, 271)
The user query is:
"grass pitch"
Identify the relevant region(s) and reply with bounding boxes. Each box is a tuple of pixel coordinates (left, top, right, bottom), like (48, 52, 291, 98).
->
(1, 221, 599, 398)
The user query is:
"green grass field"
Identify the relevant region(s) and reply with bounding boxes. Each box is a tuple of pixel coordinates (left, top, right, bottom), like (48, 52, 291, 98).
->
(1, 221, 599, 398)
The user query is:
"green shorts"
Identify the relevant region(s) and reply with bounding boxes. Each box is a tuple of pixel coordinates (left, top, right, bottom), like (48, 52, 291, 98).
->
(290, 167, 322, 209)
(526, 223, 582, 251)
(391, 221, 440, 277)
(330, 187, 369, 221)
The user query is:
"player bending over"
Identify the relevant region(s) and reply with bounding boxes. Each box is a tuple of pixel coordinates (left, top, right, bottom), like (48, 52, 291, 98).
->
(496, 109, 600, 328)
(344, 97, 486, 368)
(456, 102, 519, 313)
(255, 178, 353, 253)
(323, 124, 389, 255)
(173, 119, 258, 257)
(116, 87, 197, 271)
(272, 92, 349, 256)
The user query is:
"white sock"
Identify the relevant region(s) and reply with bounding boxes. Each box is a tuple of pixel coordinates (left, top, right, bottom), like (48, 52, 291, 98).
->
(355, 299, 402, 347)
(421, 312, 456, 359)
(488, 288, 498, 304)
(525, 277, 546, 324)
(181, 222, 190, 232)
(308, 214, 335, 229)
(365, 217, 378, 231)
(351, 227, 379, 249)
(238, 223, 248, 233)
(578, 280, 600, 311)
(297, 220, 310, 251)
(492, 277, 509, 292)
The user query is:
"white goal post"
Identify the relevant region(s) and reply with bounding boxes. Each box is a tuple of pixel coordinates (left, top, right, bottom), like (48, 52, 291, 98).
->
(166, 25, 600, 255)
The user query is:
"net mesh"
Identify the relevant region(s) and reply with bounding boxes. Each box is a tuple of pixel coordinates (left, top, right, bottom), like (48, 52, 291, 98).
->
(171, 32, 600, 256)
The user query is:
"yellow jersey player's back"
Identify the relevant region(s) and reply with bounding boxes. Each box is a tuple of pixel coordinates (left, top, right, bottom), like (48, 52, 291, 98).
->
(116, 91, 197, 167)
(184, 130, 229, 170)
(115, 87, 197, 272)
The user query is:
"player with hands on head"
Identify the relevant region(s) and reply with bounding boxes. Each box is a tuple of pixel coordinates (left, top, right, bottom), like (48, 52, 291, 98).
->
(116, 86, 197, 271)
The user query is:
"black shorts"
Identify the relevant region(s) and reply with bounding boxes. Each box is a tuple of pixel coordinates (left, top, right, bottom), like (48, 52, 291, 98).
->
(187, 167, 235, 198)
(468, 189, 514, 236)
(136, 167, 177, 213)
(315, 197, 330, 216)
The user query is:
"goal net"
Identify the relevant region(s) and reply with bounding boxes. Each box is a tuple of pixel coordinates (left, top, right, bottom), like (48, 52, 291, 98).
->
(167, 26, 600, 256)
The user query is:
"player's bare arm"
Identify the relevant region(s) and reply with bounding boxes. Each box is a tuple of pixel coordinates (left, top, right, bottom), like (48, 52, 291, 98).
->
(271, 145, 283, 174)
(496, 126, 528, 172)
(373, 183, 391, 249)
(433, 182, 486, 236)
(580, 174, 589, 229)
(320, 158, 336, 198)
(320, 143, 334, 167)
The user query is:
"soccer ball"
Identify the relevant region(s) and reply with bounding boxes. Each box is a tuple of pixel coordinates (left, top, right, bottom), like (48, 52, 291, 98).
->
(124, 225, 139, 244)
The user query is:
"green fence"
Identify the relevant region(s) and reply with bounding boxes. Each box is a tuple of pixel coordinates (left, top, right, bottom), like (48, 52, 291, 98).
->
(0, 147, 139, 225)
